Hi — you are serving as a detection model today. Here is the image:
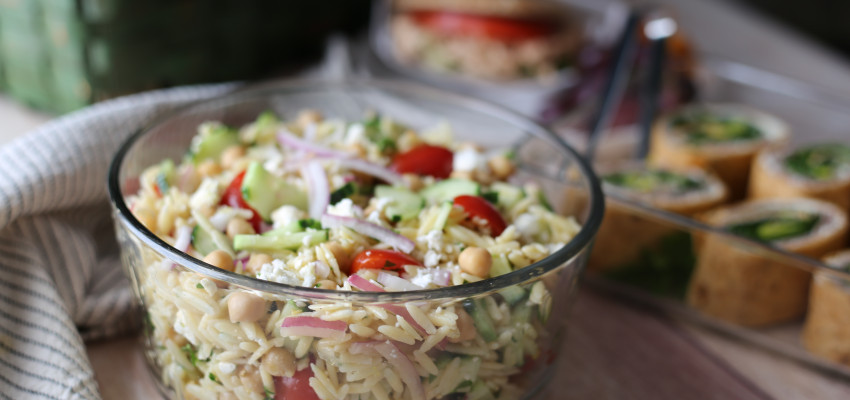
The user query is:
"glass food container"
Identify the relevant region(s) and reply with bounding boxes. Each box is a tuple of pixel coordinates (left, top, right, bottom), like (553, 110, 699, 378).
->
(108, 80, 603, 400)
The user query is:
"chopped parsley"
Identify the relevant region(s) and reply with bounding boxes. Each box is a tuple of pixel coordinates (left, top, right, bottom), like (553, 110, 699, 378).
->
(329, 182, 357, 205)
(196, 283, 204, 289)
(208, 372, 221, 384)
(482, 191, 499, 205)
(181, 344, 211, 368)
(298, 218, 322, 230)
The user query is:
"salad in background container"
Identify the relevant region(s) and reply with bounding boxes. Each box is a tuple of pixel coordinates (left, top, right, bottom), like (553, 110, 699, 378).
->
(370, 0, 626, 118)
(108, 80, 603, 399)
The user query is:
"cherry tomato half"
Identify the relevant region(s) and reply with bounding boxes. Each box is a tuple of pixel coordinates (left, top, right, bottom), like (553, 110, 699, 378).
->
(274, 367, 320, 400)
(350, 249, 422, 274)
(390, 145, 453, 179)
(411, 11, 555, 42)
(453, 195, 507, 236)
(220, 170, 264, 232)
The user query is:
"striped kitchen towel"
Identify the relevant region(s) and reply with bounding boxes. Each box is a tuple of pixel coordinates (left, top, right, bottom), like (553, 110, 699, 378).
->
(0, 84, 235, 399)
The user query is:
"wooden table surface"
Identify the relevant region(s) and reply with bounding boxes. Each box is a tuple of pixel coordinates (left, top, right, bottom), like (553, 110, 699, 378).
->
(5, 0, 850, 398)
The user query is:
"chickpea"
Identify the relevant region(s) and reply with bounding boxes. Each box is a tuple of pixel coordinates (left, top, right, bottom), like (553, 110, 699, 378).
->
(262, 347, 296, 377)
(396, 130, 423, 153)
(226, 218, 255, 240)
(203, 250, 234, 272)
(450, 170, 474, 181)
(197, 159, 222, 177)
(296, 109, 323, 128)
(220, 145, 246, 170)
(133, 206, 157, 231)
(315, 280, 337, 290)
(238, 365, 264, 394)
(451, 309, 478, 343)
(488, 155, 515, 180)
(402, 173, 424, 191)
(245, 253, 273, 274)
(458, 247, 492, 279)
(227, 292, 267, 323)
(325, 242, 350, 273)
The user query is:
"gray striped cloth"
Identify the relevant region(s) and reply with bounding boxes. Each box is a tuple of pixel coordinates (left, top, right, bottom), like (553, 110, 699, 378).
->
(0, 84, 235, 399)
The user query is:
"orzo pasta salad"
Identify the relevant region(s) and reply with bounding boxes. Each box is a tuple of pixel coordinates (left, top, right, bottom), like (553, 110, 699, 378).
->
(129, 109, 581, 400)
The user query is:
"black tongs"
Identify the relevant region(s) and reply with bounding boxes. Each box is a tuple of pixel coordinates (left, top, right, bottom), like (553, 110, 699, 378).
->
(584, 8, 679, 164)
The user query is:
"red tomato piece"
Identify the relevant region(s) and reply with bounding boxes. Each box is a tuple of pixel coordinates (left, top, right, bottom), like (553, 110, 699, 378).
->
(220, 170, 264, 232)
(273, 367, 320, 400)
(411, 11, 555, 42)
(453, 195, 507, 236)
(390, 145, 453, 179)
(350, 249, 422, 274)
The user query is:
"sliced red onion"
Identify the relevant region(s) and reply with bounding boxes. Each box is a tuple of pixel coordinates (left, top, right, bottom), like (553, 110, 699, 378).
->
(281, 315, 347, 340)
(278, 130, 352, 159)
(336, 158, 405, 186)
(173, 225, 193, 253)
(373, 341, 426, 400)
(379, 304, 426, 335)
(347, 274, 386, 292)
(378, 272, 424, 292)
(321, 214, 415, 253)
(303, 161, 330, 220)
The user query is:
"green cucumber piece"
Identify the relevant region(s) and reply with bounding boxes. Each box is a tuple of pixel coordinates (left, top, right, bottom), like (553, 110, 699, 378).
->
(189, 122, 239, 164)
(433, 202, 453, 231)
(490, 254, 526, 305)
(375, 185, 425, 221)
(466, 380, 495, 400)
(462, 299, 498, 342)
(511, 302, 534, 326)
(233, 230, 328, 252)
(155, 159, 176, 194)
(191, 210, 234, 257)
(241, 162, 308, 220)
(421, 179, 480, 204)
(191, 225, 218, 256)
(490, 182, 525, 210)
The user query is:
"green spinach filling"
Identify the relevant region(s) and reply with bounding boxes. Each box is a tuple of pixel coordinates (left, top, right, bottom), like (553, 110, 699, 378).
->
(670, 113, 762, 145)
(727, 212, 820, 242)
(603, 169, 704, 194)
(784, 144, 850, 180)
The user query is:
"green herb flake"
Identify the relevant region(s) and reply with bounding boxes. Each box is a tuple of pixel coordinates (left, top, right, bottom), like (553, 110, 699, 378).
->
(377, 137, 396, 153)
(196, 283, 204, 289)
(482, 191, 499, 205)
(264, 387, 275, 400)
(299, 218, 323, 230)
(329, 182, 357, 205)
(390, 215, 401, 223)
(209, 373, 221, 384)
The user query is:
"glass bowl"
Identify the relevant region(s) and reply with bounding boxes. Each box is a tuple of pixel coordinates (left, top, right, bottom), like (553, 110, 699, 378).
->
(108, 79, 603, 400)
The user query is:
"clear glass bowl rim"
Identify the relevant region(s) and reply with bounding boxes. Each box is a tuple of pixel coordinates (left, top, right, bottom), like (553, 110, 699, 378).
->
(107, 78, 605, 302)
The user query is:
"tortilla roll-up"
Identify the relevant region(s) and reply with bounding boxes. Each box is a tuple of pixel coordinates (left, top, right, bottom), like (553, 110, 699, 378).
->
(801, 250, 850, 365)
(649, 103, 789, 200)
(589, 164, 728, 272)
(750, 143, 850, 209)
(687, 198, 848, 326)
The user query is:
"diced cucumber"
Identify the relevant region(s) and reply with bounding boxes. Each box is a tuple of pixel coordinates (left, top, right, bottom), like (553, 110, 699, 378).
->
(490, 182, 525, 210)
(462, 299, 498, 342)
(189, 122, 239, 164)
(457, 357, 482, 388)
(375, 185, 424, 222)
(191, 225, 217, 256)
(467, 380, 495, 400)
(433, 201, 453, 231)
(530, 281, 553, 324)
(241, 162, 308, 220)
(191, 210, 234, 257)
(233, 230, 328, 252)
(420, 179, 480, 204)
(490, 254, 526, 305)
(511, 302, 534, 326)
(263, 218, 321, 237)
(281, 299, 309, 316)
(155, 159, 176, 194)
